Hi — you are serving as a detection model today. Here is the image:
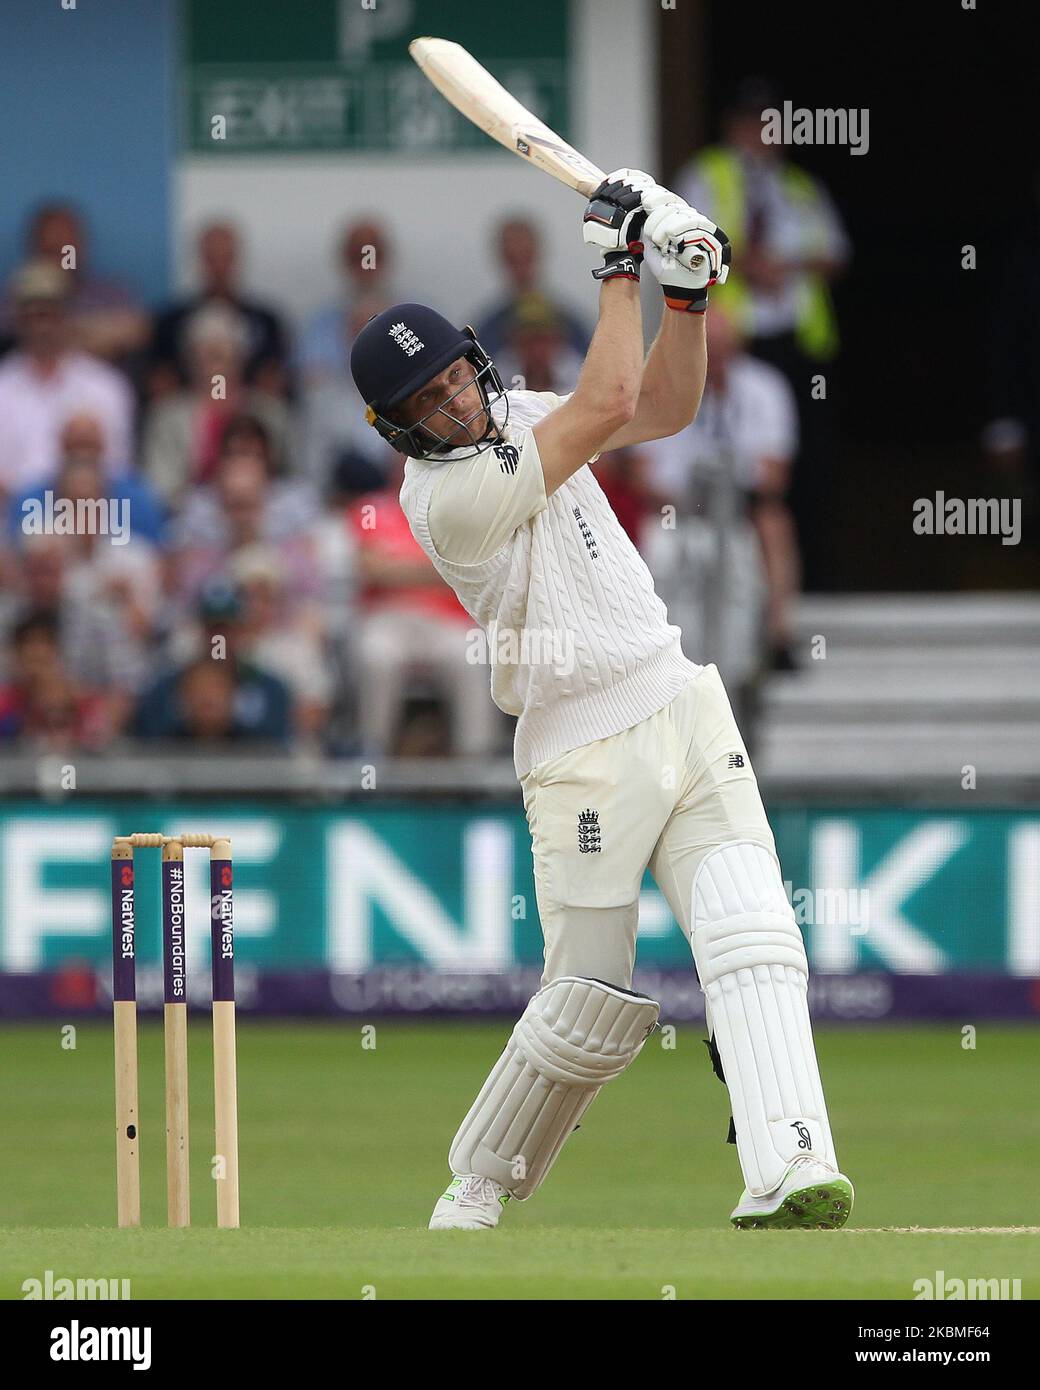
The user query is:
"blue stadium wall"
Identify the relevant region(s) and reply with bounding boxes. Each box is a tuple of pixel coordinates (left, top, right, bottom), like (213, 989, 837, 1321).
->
(0, 0, 174, 303)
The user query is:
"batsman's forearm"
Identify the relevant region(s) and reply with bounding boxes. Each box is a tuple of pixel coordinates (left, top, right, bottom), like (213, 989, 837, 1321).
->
(639, 309, 707, 430)
(577, 277, 644, 421)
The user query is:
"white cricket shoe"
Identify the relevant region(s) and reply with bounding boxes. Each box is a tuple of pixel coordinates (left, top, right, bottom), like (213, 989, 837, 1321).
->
(730, 1155, 854, 1230)
(428, 1173, 512, 1230)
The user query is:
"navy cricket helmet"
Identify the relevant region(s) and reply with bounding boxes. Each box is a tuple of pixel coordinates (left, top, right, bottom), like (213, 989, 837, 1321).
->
(349, 303, 508, 460)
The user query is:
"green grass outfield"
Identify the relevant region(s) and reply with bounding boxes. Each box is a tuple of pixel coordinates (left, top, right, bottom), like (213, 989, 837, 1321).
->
(1, 1021, 1037, 1299)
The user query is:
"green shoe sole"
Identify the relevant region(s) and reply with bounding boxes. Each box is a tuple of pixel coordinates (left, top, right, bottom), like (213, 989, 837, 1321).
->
(732, 1178, 854, 1231)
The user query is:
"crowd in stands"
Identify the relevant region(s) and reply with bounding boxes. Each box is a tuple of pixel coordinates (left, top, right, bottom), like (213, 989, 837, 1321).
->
(0, 146, 836, 754)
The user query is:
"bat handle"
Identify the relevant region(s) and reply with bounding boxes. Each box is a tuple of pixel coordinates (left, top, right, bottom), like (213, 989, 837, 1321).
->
(673, 241, 707, 270)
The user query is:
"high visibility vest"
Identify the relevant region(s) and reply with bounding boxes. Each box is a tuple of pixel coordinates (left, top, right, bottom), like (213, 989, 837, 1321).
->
(694, 146, 839, 360)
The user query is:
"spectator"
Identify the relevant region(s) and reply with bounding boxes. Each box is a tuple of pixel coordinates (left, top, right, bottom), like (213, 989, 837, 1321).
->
(474, 217, 588, 359)
(641, 309, 801, 671)
(0, 535, 144, 743)
(169, 434, 319, 608)
(169, 660, 241, 742)
(10, 411, 166, 545)
(0, 262, 134, 498)
(300, 290, 396, 496)
(142, 305, 292, 504)
(594, 445, 654, 547)
(149, 221, 290, 397)
(491, 292, 584, 396)
(168, 451, 333, 741)
(675, 78, 850, 586)
(296, 218, 396, 385)
(0, 612, 107, 749)
(676, 79, 849, 362)
(393, 701, 452, 758)
(231, 544, 333, 741)
(6, 202, 150, 363)
(327, 439, 391, 506)
(350, 456, 501, 757)
(218, 414, 283, 472)
(135, 582, 291, 743)
(10, 423, 164, 667)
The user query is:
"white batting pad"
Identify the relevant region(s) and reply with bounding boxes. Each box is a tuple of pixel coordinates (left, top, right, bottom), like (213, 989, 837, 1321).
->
(691, 842, 837, 1195)
(449, 976, 660, 1199)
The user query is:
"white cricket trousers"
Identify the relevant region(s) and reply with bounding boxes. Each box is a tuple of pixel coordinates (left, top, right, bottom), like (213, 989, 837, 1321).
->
(520, 663, 777, 986)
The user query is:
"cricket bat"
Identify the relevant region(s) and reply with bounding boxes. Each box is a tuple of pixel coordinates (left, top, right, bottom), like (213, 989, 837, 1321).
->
(409, 37, 606, 198)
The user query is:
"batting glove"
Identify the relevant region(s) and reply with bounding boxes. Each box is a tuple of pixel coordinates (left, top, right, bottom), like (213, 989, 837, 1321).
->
(582, 168, 656, 282)
(643, 203, 731, 312)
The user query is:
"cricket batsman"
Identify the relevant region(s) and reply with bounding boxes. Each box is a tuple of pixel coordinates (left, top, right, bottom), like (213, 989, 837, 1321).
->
(350, 171, 854, 1231)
